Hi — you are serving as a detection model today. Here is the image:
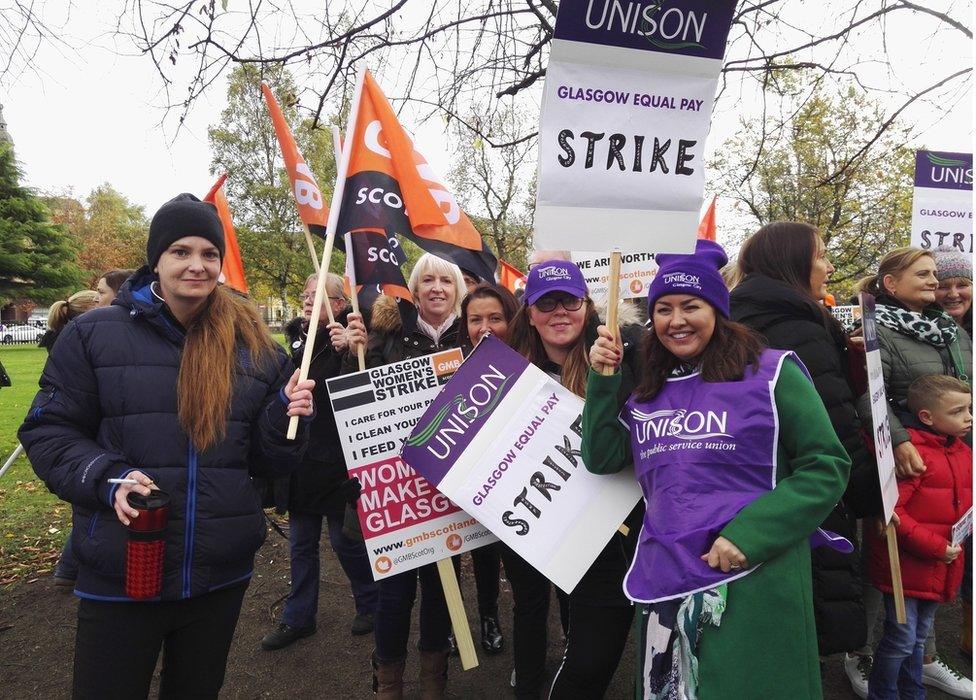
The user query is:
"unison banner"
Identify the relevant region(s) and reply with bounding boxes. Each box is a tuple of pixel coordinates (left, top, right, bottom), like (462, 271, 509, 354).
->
(571, 250, 658, 300)
(860, 293, 900, 522)
(534, 0, 736, 254)
(401, 336, 642, 592)
(327, 350, 495, 580)
(910, 150, 973, 253)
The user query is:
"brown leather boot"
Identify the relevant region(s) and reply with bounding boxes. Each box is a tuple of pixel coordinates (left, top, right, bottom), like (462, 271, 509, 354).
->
(418, 649, 449, 700)
(963, 600, 972, 656)
(371, 652, 405, 700)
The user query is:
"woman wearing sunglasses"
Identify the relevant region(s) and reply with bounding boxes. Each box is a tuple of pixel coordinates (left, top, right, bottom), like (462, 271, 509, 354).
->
(504, 260, 644, 699)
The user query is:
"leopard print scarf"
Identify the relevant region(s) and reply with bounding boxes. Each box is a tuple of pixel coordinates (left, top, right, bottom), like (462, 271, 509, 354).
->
(875, 304, 958, 348)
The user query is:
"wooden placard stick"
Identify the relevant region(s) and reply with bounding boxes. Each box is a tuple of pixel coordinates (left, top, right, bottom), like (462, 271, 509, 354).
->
(600, 251, 622, 377)
(436, 558, 479, 670)
(885, 522, 907, 624)
(601, 250, 629, 538)
(287, 67, 367, 440)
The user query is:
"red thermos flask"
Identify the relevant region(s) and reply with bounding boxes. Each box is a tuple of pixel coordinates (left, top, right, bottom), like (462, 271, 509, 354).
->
(124, 489, 170, 599)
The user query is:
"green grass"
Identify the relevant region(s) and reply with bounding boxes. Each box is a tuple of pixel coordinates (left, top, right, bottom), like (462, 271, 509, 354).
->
(0, 345, 69, 585)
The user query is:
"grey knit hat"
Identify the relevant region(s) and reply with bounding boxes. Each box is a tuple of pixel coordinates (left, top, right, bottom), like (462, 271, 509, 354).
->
(932, 246, 972, 282)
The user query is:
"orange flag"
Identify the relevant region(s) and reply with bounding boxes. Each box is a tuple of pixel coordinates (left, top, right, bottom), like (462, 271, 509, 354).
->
(203, 174, 249, 294)
(697, 195, 717, 241)
(337, 70, 497, 281)
(498, 260, 527, 295)
(261, 82, 329, 237)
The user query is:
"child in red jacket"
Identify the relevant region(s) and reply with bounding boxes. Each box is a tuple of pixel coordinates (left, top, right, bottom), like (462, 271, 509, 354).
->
(868, 374, 972, 699)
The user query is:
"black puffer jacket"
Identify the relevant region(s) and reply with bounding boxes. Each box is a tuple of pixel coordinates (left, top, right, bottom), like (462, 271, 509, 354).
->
(19, 268, 308, 601)
(280, 313, 352, 514)
(361, 295, 461, 367)
(731, 274, 869, 655)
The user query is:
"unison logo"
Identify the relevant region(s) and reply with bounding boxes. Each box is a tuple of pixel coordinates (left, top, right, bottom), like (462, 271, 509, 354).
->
(585, 1, 708, 50)
(631, 407, 731, 443)
(536, 265, 571, 280)
(925, 153, 974, 186)
(661, 272, 700, 286)
(405, 365, 513, 458)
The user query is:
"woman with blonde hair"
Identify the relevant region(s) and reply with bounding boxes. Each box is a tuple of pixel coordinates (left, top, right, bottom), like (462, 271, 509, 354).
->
(20, 193, 314, 699)
(344, 252, 466, 699)
(38, 290, 99, 350)
(855, 246, 972, 695)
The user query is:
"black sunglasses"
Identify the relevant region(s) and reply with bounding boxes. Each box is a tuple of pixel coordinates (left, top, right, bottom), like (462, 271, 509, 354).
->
(533, 295, 584, 313)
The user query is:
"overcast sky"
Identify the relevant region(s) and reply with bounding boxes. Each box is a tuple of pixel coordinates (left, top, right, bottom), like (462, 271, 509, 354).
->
(2, 2, 972, 221)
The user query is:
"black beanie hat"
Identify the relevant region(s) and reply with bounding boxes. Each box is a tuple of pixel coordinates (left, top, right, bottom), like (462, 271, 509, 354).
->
(147, 193, 225, 268)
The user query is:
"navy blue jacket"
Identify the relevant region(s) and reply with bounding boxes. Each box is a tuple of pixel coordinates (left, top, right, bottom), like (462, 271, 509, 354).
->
(19, 269, 308, 601)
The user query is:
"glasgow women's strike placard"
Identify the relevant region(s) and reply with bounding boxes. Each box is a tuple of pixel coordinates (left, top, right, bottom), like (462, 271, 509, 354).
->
(534, 0, 736, 254)
(910, 150, 973, 254)
(327, 350, 495, 580)
(401, 337, 642, 593)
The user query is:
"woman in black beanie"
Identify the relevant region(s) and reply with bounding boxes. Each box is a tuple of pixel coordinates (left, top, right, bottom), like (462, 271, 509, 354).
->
(20, 193, 316, 699)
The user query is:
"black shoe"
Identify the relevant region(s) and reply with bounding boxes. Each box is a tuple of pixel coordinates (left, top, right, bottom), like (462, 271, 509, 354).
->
(351, 612, 374, 636)
(481, 615, 504, 655)
(260, 623, 316, 651)
(447, 632, 459, 656)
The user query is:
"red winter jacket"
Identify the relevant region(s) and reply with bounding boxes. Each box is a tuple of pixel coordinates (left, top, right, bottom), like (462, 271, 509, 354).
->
(870, 427, 972, 603)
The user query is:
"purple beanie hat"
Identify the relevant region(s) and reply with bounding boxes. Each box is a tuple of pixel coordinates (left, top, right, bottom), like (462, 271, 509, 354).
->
(647, 239, 730, 318)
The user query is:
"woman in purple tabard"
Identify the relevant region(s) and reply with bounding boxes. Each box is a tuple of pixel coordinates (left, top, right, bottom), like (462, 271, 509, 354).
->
(581, 239, 851, 699)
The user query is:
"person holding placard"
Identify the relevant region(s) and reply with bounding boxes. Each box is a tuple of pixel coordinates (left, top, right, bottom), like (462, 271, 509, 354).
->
(344, 252, 464, 699)
(18, 193, 315, 698)
(260, 273, 378, 651)
(855, 246, 972, 696)
(730, 222, 879, 663)
(506, 260, 643, 699)
(583, 239, 851, 699)
(868, 374, 972, 699)
(453, 282, 520, 656)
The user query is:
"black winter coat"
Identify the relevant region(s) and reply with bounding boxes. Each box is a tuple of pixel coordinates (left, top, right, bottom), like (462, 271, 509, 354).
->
(280, 313, 353, 515)
(731, 274, 869, 655)
(19, 269, 308, 601)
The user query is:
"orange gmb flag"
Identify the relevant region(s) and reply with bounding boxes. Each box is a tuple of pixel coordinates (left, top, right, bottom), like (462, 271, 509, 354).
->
(337, 70, 497, 281)
(498, 260, 527, 295)
(203, 174, 249, 294)
(261, 82, 329, 237)
(697, 195, 717, 241)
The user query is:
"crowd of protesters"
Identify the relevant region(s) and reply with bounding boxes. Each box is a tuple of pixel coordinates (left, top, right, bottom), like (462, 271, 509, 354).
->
(16, 193, 973, 700)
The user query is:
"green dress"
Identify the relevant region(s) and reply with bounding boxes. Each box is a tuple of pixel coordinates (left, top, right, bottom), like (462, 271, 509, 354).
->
(581, 361, 851, 699)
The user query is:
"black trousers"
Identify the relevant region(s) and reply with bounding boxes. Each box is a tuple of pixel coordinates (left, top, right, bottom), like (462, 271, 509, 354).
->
(548, 602, 633, 699)
(452, 542, 502, 619)
(499, 545, 570, 699)
(72, 583, 248, 700)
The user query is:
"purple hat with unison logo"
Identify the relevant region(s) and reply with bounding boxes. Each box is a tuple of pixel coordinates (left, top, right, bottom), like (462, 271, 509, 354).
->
(647, 239, 730, 318)
(524, 260, 589, 306)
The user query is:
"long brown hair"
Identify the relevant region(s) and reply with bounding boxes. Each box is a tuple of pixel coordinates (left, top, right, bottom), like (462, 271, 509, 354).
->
(857, 247, 934, 297)
(507, 298, 596, 397)
(177, 285, 277, 451)
(635, 314, 764, 401)
(738, 221, 838, 330)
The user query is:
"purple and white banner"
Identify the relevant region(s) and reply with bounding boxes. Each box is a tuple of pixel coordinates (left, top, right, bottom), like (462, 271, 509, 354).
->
(910, 150, 972, 253)
(860, 293, 899, 523)
(401, 336, 642, 592)
(534, 0, 736, 254)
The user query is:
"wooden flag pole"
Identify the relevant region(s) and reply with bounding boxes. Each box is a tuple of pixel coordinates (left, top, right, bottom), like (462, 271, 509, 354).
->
(332, 124, 365, 371)
(436, 558, 479, 671)
(885, 521, 907, 624)
(303, 224, 321, 274)
(287, 67, 367, 440)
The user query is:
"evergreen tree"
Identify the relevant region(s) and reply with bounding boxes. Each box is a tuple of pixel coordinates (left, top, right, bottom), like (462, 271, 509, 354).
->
(0, 143, 84, 305)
